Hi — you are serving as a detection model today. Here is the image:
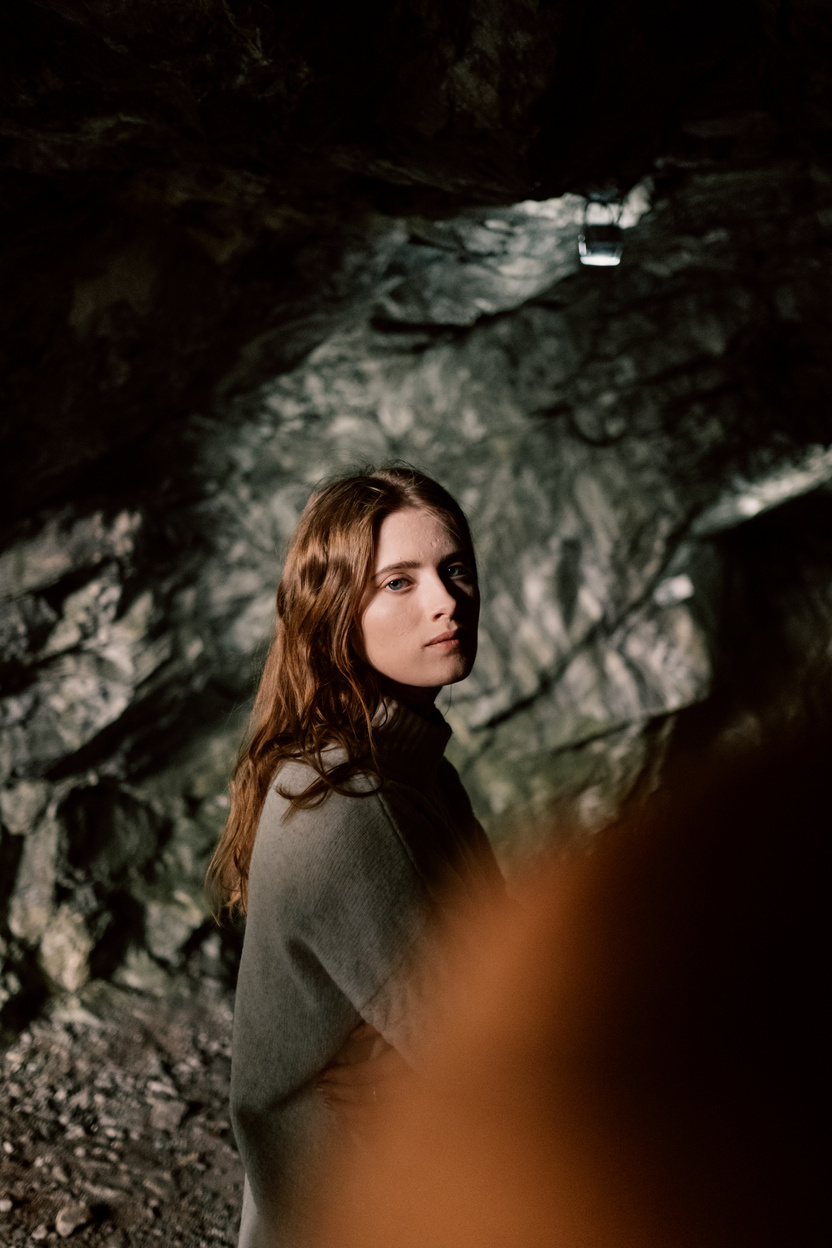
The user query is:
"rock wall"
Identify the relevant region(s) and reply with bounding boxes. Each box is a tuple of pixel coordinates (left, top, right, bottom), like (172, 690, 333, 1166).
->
(2, 1, 832, 1015)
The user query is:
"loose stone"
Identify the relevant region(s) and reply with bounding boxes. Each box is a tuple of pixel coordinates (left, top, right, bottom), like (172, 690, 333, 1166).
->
(55, 1201, 92, 1238)
(149, 1098, 188, 1132)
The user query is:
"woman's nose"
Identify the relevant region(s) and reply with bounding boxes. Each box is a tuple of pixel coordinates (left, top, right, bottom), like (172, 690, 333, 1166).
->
(427, 574, 457, 617)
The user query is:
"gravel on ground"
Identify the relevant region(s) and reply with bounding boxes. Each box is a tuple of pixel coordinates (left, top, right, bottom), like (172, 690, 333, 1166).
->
(0, 980, 243, 1247)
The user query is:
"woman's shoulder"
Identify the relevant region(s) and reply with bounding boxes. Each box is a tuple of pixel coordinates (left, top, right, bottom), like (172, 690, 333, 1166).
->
(253, 760, 394, 861)
(270, 753, 376, 800)
(247, 765, 423, 916)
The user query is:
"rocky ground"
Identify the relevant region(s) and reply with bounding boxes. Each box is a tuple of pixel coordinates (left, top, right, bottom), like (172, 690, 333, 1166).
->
(0, 982, 242, 1247)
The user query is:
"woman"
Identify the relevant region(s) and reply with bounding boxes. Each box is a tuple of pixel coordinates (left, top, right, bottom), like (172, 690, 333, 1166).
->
(207, 465, 503, 1248)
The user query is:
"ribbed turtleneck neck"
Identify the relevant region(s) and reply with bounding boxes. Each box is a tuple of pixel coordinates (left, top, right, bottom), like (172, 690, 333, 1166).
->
(372, 698, 452, 784)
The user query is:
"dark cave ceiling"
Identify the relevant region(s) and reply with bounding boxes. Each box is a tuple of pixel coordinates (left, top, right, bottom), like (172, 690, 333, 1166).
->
(1, 0, 831, 520)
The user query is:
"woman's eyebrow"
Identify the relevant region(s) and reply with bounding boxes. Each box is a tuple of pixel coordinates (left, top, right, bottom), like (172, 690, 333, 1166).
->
(374, 559, 421, 578)
(374, 550, 470, 578)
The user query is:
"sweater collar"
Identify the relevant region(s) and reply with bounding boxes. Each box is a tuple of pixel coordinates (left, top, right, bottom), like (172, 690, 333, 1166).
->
(373, 698, 452, 783)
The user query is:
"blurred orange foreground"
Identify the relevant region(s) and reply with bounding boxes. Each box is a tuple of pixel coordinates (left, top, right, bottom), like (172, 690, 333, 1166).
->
(301, 736, 825, 1248)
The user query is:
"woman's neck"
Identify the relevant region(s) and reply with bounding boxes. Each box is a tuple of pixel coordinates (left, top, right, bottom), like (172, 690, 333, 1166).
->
(380, 678, 441, 720)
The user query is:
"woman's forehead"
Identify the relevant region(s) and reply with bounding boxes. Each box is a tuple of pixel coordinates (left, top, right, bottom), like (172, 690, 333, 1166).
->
(373, 507, 467, 567)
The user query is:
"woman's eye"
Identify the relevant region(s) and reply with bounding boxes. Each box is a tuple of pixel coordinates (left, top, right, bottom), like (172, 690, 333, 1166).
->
(385, 577, 409, 591)
(446, 563, 473, 580)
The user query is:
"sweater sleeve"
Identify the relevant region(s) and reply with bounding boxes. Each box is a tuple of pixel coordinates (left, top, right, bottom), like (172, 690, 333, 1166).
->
(230, 778, 434, 1220)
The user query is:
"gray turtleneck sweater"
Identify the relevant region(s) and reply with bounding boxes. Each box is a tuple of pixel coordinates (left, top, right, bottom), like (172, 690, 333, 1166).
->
(231, 703, 501, 1248)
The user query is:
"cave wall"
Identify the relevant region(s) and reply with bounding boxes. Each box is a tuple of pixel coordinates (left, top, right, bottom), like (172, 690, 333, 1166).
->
(2, 1, 832, 1013)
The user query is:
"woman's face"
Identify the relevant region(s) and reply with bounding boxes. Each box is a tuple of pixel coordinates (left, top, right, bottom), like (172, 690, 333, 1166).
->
(358, 507, 479, 710)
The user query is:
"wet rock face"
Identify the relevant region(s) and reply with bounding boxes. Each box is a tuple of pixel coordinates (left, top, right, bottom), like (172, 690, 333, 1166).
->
(2, 2, 832, 1008)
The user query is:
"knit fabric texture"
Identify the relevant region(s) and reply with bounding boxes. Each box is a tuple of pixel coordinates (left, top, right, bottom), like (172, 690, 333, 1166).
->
(231, 700, 501, 1247)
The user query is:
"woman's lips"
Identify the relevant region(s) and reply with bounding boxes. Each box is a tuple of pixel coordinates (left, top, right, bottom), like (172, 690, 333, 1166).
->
(427, 631, 463, 648)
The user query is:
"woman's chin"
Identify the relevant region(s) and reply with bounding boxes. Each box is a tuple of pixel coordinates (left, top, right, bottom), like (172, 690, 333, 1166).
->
(439, 654, 477, 686)
(382, 657, 475, 704)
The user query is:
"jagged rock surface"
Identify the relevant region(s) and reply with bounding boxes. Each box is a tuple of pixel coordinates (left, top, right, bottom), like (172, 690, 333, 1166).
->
(2, 2, 832, 1011)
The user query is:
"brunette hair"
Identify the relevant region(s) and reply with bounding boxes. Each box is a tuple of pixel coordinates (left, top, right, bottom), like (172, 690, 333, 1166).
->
(206, 463, 475, 916)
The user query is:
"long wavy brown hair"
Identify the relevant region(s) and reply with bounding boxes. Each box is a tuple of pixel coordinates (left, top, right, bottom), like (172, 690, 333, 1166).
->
(206, 464, 476, 917)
